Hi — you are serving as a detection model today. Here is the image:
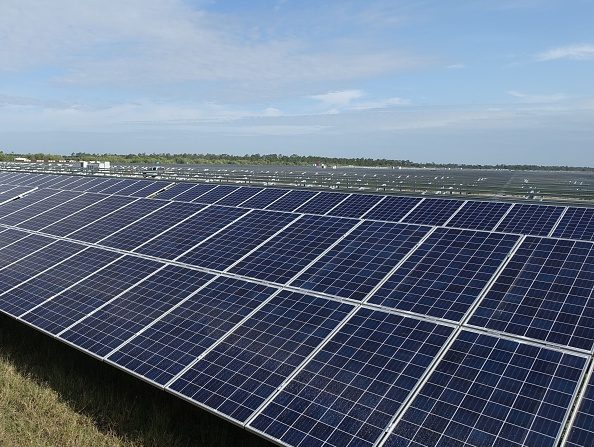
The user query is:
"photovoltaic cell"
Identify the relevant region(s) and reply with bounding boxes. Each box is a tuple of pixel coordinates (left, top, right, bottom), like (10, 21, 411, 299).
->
(84, 178, 123, 193)
(70, 178, 109, 191)
(239, 188, 288, 209)
(564, 370, 594, 447)
(0, 189, 57, 217)
(136, 205, 248, 260)
(168, 291, 354, 423)
(99, 179, 138, 195)
(495, 203, 564, 236)
(229, 215, 358, 284)
(0, 190, 79, 225)
(40, 195, 137, 237)
(368, 228, 519, 321)
(112, 180, 155, 197)
(214, 186, 263, 206)
(67, 199, 166, 243)
(0, 186, 36, 201)
(192, 185, 239, 203)
(0, 229, 30, 248)
(99, 202, 205, 251)
(294, 192, 348, 215)
(153, 183, 196, 200)
(291, 221, 429, 300)
(362, 196, 422, 222)
(552, 207, 594, 242)
(251, 310, 453, 447)
(108, 277, 277, 385)
(400, 198, 463, 226)
(0, 247, 121, 317)
(178, 210, 298, 270)
(21, 255, 163, 335)
(385, 331, 586, 447)
(446, 200, 512, 231)
(0, 234, 55, 270)
(60, 265, 214, 357)
(327, 194, 383, 218)
(131, 181, 171, 197)
(469, 237, 594, 351)
(265, 190, 318, 212)
(172, 184, 217, 202)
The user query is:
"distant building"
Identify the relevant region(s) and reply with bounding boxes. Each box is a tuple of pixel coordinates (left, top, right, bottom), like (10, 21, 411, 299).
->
(14, 157, 30, 162)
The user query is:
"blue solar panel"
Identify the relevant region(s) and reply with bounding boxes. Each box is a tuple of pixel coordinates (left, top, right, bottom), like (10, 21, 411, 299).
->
(214, 186, 264, 206)
(0, 234, 55, 269)
(469, 237, 594, 351)
(55, 177, 95, 190)
(0, 228, 30, 248)
(251, 310, 453, 447)
(192, 185, 239, 203)
(112, 180, 155, 197)
(67, 199, 166, 243)
(362, 196, 422, 222)
(294, 192, 348, 215)
(60, 266, 214, 358)
(290, 221, 430, 300)
(0, 190, 80, 225)
(168, 291, 354, 423)
(154, 183, 197, 200)
(400, 198, 464, 226)
(40, 195, 137, 237)
(0, 247, 121, 317)
(229, 215, 358, 284)
(239, 188, 288, 209)
(84, 178, 123, 193)
(132, 181, 170, 197)
(446, 200, 512, 231)
(178, 210, 298, 270)
(99, 179, 138, 195)
(70, 178, 110, 192)
(385, 331, 586, 447)
(99, 202, 205, 251)
(265, 190, 318, 212)
(21, 255, 163, 335)
(368, 228, 519, 321)
(327, 194, 383, 218)
(107, 277, 277, 385)
(16, 193, 104, 231)
(0, 186, 36, 201)
(495, 203, 564, 236)
(172, 184, 217, 202)
(552, 207, 594, 242)
(136, 205, 248, 260)
(564, 370, 594, 447)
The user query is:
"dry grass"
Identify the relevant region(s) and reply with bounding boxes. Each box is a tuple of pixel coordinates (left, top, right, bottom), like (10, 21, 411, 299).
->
(0, 315, 271, 447)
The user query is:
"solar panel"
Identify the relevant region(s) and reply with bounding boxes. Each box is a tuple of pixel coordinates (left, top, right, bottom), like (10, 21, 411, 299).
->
(214, 186, 264, 206)
(0, 228, 30, 248)
(446, 200, 512, 231)
(0, 189, 65, 220)
(99, 179, 138, 195)
(153, 183, 196, 200)
(39, 195, 137, 237)
(469, 236, 594, 351)
(167, 291, 354, 423)
(135, 205, 248, 260)
(131, 181, 171, 197)
(367, 228, 519, 321)
(70, 177, 111, 192)
(84, 178, 123, 193)
(107, 277, 277, 385)
(250, 309, 453, 447)
(0, 186, 36, 202)
(290, 221, 430, 300)
(112, 180, 155, 197)
(172, 184, 217, 202)
(362, 196, 422, 222)
(60, 265, 214, 358)
(229, 215, 358, 284)
(0, 247, 121, 317)
(400, 198, 464, 226)
(293, 192, 348, 215)
(0, 234, 55, 270)
(192, 185, 239, 203)
(384, 330, 586, 447)
(265, 190, 318, 212)
(98, 202, 205, 251)
(66, 199, 167, 243)
(564, 368, 594, 447)
(21, 255, 163, 335)
(0, 190, 82, 226)
(552, 207, 594, 242)
(326, 194, 383, 218)
(495, 203, 564, 236)
(178, 210, 298, 271)
(238, 188, 288, 209)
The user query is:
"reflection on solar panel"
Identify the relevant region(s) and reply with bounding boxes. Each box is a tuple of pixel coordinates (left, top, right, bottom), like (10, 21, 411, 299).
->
(239, 188, 288, 209)
(291, 221, 429, 300)
(495, 203, 564, 236)
(368, 228, 519, 321)
(108, 277, 277, 385)
(214, 186, 263, 206)
(168, 291, 354, 423)
(251, 309, 453, 447)
(469, 237, 594, 351)
(564, 369, 594, 447)
(229, 215, 358, 283)
(385, 331, 586, 447)
(294, 191, 347, 215)
(362, 196, 422, 222)
(265, 190, 318, 212)
(446, 200, 512, 231)
(401, 198, 463, 226)
(552, 207, 594, 241)
(178, 210, 298, 270)
(327, 194, 383, 218)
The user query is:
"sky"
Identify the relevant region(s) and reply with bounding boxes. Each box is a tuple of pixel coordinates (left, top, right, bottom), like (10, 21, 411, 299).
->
(1, 0, 594, 166)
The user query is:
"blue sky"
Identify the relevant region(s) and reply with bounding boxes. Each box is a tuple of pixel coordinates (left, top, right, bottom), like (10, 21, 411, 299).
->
(1, 0, 594, 165)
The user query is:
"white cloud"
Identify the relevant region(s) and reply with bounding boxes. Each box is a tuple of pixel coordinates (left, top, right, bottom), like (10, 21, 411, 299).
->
(350, 97, 410, 110)
(309, 90, 364, 107)
(507, 90, 567, 103)
(446, 63, 466, 69)
(535, 44, 594, 61)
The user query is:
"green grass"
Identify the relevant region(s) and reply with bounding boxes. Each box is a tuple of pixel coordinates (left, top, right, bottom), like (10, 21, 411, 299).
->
(0, 314, 273, 447)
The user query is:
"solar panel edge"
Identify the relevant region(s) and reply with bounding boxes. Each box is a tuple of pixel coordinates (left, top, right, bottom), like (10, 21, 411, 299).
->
(546, 205, 569, 237)
(560, 359, 594, 447)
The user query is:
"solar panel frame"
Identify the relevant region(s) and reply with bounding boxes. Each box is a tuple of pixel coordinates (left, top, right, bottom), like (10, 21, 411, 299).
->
(562, 362, 594, 447)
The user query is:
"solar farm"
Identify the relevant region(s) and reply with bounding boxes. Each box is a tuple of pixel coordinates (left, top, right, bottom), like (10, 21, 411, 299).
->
(0, 170, 592, 447)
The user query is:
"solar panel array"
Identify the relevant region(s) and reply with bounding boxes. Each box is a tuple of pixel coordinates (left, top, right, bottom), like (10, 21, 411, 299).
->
(0, 169, 592, 447)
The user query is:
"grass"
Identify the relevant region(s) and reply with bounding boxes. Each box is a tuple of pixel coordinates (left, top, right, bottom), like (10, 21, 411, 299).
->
(0, 314, 273, 447)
